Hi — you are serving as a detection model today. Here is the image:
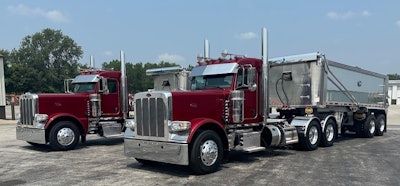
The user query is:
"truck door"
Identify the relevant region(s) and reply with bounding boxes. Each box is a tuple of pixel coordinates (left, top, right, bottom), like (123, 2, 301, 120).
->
(237, 68, 258, 120)
(101, 79, 120, 116)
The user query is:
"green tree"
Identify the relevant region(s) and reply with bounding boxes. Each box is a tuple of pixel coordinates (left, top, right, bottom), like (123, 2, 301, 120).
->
(102, 60, 179, 93)
(388, 73, 400, 80)
(7, 28, 83, 93)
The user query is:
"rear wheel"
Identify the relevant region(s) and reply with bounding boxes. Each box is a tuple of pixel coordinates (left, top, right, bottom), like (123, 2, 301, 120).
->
(189, 130, 223, 174)
(299, 120, 321, 151)
(374, 115, 386, 136)
(321, 119, 336, 147)
(49, 121, 80, 151)
(362, 115, 376, 138)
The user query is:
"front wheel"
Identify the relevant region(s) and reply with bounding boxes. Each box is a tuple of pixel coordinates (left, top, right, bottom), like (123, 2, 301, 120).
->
(49, 121, 80, 151)
(189, 130, 223, 174)
(299, 120, 321, 151)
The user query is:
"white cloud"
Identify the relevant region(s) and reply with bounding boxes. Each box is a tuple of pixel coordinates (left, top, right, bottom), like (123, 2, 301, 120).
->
(104, 51, 113, 56)
(361, 10, 370, 17)
(157, 53, 185, 63)
(236, 32, 257, 40)
(7, 4, 68, 23)
(327, 10, 372, 20)
(327, 11, 355, 20)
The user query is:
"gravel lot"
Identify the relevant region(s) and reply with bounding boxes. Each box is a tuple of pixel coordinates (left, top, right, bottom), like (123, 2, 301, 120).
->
(0, 105, 399, 186)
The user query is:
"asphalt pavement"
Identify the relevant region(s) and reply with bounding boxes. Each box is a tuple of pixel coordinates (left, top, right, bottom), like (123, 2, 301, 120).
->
(0, 105, 399, 185)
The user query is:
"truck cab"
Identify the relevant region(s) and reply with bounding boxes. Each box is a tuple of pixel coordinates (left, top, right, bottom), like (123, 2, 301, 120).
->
(17, 67, 129, 151)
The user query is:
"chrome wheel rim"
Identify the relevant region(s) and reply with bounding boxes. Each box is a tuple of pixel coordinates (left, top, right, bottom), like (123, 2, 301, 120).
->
(309, 126, 319, 145)
(368, 120, 376, 134)
(325, 124, 334, 142)
(378, 119, 385, 132)
(200, 140, 218, 166)
(57, 128, 75, 146)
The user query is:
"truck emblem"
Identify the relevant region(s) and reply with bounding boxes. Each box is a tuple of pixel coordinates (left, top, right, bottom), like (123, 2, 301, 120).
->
(146, 93, 152, 97)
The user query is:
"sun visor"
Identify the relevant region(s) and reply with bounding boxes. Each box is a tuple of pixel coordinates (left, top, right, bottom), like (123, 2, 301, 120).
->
(189, 63, 239, 77)
(72, 75, 100, 83)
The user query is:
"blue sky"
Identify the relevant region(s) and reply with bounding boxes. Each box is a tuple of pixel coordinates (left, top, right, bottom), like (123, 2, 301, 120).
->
(1, 1, 399, 74)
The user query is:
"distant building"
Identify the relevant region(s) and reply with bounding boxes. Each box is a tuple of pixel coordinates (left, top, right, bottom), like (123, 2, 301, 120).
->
(388, 80, 400, 105)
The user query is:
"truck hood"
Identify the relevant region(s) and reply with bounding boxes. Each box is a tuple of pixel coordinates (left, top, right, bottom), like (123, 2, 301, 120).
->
(37, 93, 90, 118)
(171, 89, 230, 123)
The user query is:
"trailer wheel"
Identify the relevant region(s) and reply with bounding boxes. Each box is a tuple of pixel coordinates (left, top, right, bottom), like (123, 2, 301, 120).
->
(374, 115, 386, 136)
(362, 115, 376, 138)
(189, 130, 223, 174)
(49, 121, 80, 151)
(299, 120, 321, 151)
(321, 119, 336, 147)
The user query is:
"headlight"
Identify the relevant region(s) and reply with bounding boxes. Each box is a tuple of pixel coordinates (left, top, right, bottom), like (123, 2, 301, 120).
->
(34, 114, 48, 122)
(33, 114, 48, 129)
(168, 121, 191, 132)
(125, 119, 135, 130)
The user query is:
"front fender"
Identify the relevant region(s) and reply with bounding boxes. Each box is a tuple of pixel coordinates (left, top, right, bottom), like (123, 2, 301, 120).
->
(187, 118, 225, 143)
(46, 113, 87, 133)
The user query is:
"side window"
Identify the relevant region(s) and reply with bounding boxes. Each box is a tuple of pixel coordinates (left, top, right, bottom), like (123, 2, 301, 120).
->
(108, 79, 117, 93)
(236, 68, 248, 89)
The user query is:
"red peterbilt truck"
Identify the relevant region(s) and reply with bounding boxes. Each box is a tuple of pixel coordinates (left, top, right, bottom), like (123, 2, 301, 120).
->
(16, 51, 131, 150)
(124, 28, 388, 174)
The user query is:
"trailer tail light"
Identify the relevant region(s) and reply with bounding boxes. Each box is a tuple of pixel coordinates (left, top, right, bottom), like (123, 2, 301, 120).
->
(230, 90, 244, 123)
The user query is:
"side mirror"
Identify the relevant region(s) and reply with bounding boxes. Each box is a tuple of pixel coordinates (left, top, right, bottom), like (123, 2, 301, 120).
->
(99, 77, 109, 94)
(64, 79, 73, 93)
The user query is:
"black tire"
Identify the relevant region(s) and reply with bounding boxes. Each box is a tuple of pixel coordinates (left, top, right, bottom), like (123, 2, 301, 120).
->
(362, 115, 376, 138)
(320, 119, 337, 147)
(299, 120, 321, 151)
(49, 121, 80, 151)
(375, 115, 386, 136)
(189, 130, 223, 174)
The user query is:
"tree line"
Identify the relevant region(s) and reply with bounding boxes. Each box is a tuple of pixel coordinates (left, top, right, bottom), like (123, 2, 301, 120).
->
(1, 28, 399, 95)
(0, 28, 185, 94)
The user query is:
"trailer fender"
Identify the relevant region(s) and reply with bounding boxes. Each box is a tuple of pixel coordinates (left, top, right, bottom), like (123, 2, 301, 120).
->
(290, 116, 320, 137)
(321, 115, 336, 133)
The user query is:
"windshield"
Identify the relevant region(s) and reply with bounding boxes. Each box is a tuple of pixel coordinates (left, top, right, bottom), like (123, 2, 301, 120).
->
(72, 82, 96, 93)
(191, 74, 233, 90)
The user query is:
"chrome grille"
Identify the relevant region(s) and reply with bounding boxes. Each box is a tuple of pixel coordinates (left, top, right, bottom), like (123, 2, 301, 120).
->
(135, 97, 166, 137)
(19, 94, 38, 125)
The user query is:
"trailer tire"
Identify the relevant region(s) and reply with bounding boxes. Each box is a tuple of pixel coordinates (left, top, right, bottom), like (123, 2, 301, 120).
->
(189, 130, 223, 174)
(362, 115, 376, 138)
(374, 115, 386, 136)
(321, 119, 336, 147)
(299, 120, 321, 151)
(49, 121, 80, 151)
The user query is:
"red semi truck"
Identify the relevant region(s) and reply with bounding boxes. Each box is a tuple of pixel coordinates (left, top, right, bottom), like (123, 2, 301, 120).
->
(124, 28, 388, 174)
(16, 51, 131, 150)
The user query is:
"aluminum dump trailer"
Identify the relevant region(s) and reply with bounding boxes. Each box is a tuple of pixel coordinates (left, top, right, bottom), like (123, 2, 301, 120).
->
(268, 52, 388, 137)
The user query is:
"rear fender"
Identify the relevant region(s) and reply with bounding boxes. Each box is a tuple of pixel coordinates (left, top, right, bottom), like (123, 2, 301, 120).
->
(321, 115, 336, 133)
(290, 116, 320, 137)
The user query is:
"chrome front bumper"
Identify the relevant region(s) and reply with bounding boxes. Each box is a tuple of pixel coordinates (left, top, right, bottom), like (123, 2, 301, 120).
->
(124, 138, 189, 165)
(16, 125, 46, 144)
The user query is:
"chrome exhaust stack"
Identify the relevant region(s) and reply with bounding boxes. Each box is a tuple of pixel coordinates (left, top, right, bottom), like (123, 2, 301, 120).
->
(120, 51, 128, 119)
